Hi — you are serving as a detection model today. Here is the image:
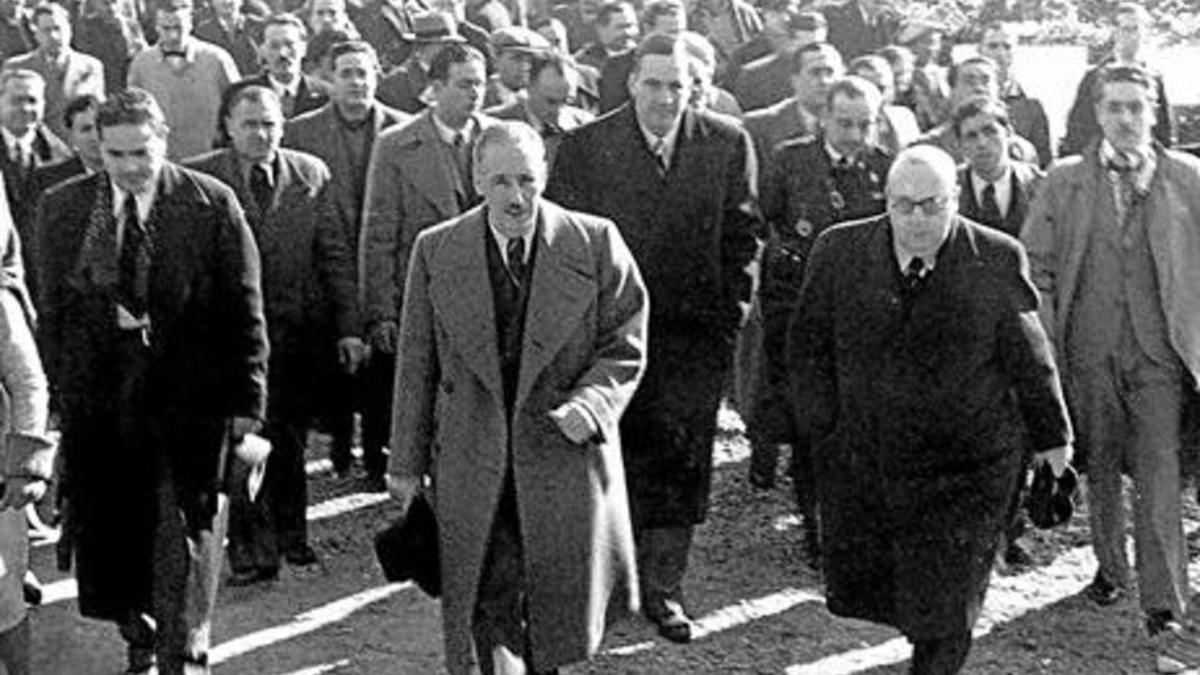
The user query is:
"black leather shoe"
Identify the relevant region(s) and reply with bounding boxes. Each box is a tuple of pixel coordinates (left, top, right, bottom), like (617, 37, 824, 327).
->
(645, 600, 695, 644)
(227, 567, 279, 587)
(284, 545, 319, 567)
(1084, 572, 1125, 606)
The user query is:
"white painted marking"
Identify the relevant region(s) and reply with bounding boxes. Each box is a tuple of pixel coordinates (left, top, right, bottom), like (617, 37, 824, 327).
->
(784, 544, 1099, 675)
(210, 583, 411, 665)
(274, 659, 351, 675)
(306, 493, 390, 522)
(40, 578, 77, 606)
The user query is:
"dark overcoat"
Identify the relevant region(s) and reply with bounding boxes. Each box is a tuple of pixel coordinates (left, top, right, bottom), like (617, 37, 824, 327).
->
(787, 215, 1071, 640)
(185, 147, 357, 417)
(547, 104, 762, 527)
(392, 201, 647, 674)
(36, 164, 268, 621)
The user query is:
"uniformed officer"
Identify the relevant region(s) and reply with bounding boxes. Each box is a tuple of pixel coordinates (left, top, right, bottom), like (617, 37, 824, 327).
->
(755, 75, 892, 558)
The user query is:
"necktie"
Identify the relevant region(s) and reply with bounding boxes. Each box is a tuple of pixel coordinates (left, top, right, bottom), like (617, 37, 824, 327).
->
(980, 182, 1002, 228)
(118, 192, 147, 316)
(904, 256, 927, 294)
(651, 136, 669, 176)
(1108, 151, 1140, 215)
(249, 164, 272, 214)
(506, 237, 526, 288)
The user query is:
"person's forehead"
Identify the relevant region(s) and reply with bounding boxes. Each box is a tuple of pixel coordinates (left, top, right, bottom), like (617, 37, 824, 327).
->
(961, 111, 1005, 132)
(35, 12, 67, 27)
(1116, 12, 1143, 29)
(828, 93, 872, 116)
(479, 142, 540, 171)
(959, 63, 994, 79)
(801, 50, 838, 72)
(1100, 80, 1151, 103)
(334, 52, 373, 71)
(157, 10, 187, 26)
(71, 109, 97, 129)
(100, 123, 160, 147)
(636, 53, 688, 79)
(231, 97, 283, 119)
(889, 164, 952, 195)
(265, 24, 302, 41)
(446, 59, 486, 80)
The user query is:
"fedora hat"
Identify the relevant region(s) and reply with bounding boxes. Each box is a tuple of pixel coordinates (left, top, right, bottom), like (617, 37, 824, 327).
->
(490, 26, 551, 55)
(403, 11, 467, 44)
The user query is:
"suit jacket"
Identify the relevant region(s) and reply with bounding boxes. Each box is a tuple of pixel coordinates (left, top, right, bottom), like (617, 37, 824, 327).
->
(3, 49, 106, 141)
(360, 110, 499, 328)
(72, 13, 142, 95)
(234, 72, 329, 119)
(915, 122, 1039, 166)
(1061, 58, 1174, 157)
(25, 156, 88, 300)
(1, 125, 71, 301)
(1003, 80, 1053, 168)
(957, 162, 1043, 239)
(788, 214, 1071, 638)
(597, 49, 633, 114)
(185, 147, 357, 414)
(377, 59, 430, 114)
(37, 162, 268, 618)
(821, 0, 899, 60)
(732, 52, 791, 113)
(547, 104, 762, 525)
(283, 101, 411, 244)
(743, 97, 817, 188)
(193, 15, 262, 77)
(486, 97, 593, 168)
(0, 16, 33, 62)
(1023, 143, 1200, 386)
(392, 200, 647, 674)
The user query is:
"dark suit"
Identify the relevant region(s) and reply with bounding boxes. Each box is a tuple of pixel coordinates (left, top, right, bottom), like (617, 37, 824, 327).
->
(349, 0, 412, 70)
(732, 51, 791, 113)
(37, 163, 268, 672)
(547, 104, 762, 614)
(283, 101, 409, 477)
(1061, 57, 1174, 157)
(377, 58, 431, 114)
(1003, 80, 1053, 169)
(185, 147, 355, 573)
(0, 15, 33, 62)
(821, 0, 898, 60)
(486, 98, 592, 168)
(788, 215, 1070, 665)
(1, 125, 71, 305)
(193, 16, 262, 77)
(72, 13, 140, 95)
(742, 98, 817, 189)
(756, 136, 889, 522)
(957, 162, 1042, 239)
(232, 72, 329, 119)
(597, 49, 633, 114)
(25, 156, 88, 303)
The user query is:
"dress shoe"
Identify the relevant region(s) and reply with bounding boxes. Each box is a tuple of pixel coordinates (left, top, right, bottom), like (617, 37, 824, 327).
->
(284, 545, 319, 567)
(1149, 616, 1200, 673)
(1084, 571, 1125, 606)
(226, 567, 279, 587)
(645, 599, 695, 644)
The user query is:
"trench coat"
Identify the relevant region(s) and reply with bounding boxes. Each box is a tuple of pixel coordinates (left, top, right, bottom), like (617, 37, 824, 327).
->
(390, 200, 648, 674)
(787, 215, 1071, 639)
(547, 104, 762, 527)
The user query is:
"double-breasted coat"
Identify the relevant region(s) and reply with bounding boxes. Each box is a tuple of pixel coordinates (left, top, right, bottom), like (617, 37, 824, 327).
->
(547, 104, 762, 527)
(36, 164, 268, 621)
(391, 201, 648, 674)
(787, 215, 1072, 640)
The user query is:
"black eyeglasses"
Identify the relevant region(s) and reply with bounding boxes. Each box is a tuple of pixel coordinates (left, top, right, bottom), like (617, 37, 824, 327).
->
(888, 195, 952, 216)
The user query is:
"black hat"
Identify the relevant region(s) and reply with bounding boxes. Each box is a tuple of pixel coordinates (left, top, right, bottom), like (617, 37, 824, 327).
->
(1027, 461, 1078, 530)
(374, 494, 441, 597)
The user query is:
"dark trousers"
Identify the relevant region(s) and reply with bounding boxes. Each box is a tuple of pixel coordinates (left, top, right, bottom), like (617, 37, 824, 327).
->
(635, 525, 694, 616)
(910, 632, 972, 675)
(329, 352, 392, 477)
(227, 415, 308, 571)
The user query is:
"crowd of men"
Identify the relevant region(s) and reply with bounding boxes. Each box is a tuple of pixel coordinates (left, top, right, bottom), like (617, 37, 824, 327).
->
(0, 0, 1195, 672)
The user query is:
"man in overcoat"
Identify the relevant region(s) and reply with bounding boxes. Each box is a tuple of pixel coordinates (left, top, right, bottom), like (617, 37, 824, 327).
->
(788, 145, 1072, 674)
(1023, 64, 1200, 668)
(36, 88, 268, 675)
(388, 120, 648, 675)
(187, 84, 361, 582)
(547, 32, 761, 643)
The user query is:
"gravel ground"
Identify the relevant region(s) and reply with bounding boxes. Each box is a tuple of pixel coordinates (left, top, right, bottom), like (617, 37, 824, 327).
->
(30, 408, 1200, 674)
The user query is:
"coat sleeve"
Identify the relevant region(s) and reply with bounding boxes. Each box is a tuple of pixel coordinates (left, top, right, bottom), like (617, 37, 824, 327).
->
(995, 244, 1073, 453)
(1019, 172, 1061, 344)
(389, 233, 439, 479)
(787, 228, 839, 444)
(213, 188, 269, 420)
(313, 176, 360, 338)
(545, 130, 589, 213)
(719, 125, 765, 331)
(360, 135, 406, 330)
(566, 220, 648, 441)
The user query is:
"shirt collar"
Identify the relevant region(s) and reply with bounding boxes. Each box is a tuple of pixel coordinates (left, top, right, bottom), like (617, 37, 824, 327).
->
(431, 111, 477, 146)
(239, 154, 277, 187)
(970, 162, 1012, 192)
(638, 118, 680, 159)
(487, 208, 538, 266)
(1099, 138, 1156, 191)
(0, 126, 34, 157)
(268, 73, 302, 98)
(890, 221, 946, 274)
(110, 175, 158, 223)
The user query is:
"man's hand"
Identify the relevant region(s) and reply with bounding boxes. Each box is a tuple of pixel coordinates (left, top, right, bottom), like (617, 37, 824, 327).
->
(549, 402, 598, 445)
(229, 416, 260, 443)
(1, 477, 46, 511)
(367, 321, 399, 354)
(1033, 445, 1072, 478)
(386, 474, 421, 514)
(338, 336, 367, 374)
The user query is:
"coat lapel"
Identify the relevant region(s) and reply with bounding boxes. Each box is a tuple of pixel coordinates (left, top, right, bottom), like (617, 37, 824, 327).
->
(411, 112, 465, 219)
(514, 202, 595, 410)
(428, 208, 504, 403)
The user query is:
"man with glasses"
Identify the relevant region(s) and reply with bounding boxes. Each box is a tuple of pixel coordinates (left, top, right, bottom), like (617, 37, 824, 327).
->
(788, 144, 1072, 675)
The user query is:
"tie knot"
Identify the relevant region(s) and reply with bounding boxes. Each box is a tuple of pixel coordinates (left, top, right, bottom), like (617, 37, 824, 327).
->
(1108, 150, 1140, 174)
(506, 237, 525, 266)
(123, 192, 139, 222)
(907, 256, 926, 277)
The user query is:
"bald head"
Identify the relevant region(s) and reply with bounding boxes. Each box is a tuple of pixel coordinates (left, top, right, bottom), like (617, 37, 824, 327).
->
(887, 146, 959, 259)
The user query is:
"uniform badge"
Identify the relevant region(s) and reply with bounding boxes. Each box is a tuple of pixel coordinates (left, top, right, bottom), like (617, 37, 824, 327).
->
(794, 218, 814, 237)
(829, 190, 846, 211)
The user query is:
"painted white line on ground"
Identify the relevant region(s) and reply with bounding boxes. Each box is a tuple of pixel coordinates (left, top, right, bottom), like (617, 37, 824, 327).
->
(784, 544, 1098, 675)
(306, 493, 390, 522)
(274, 659, 351, 675)
(210, 583, 412, 665)
(40, 578, 77, 606)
